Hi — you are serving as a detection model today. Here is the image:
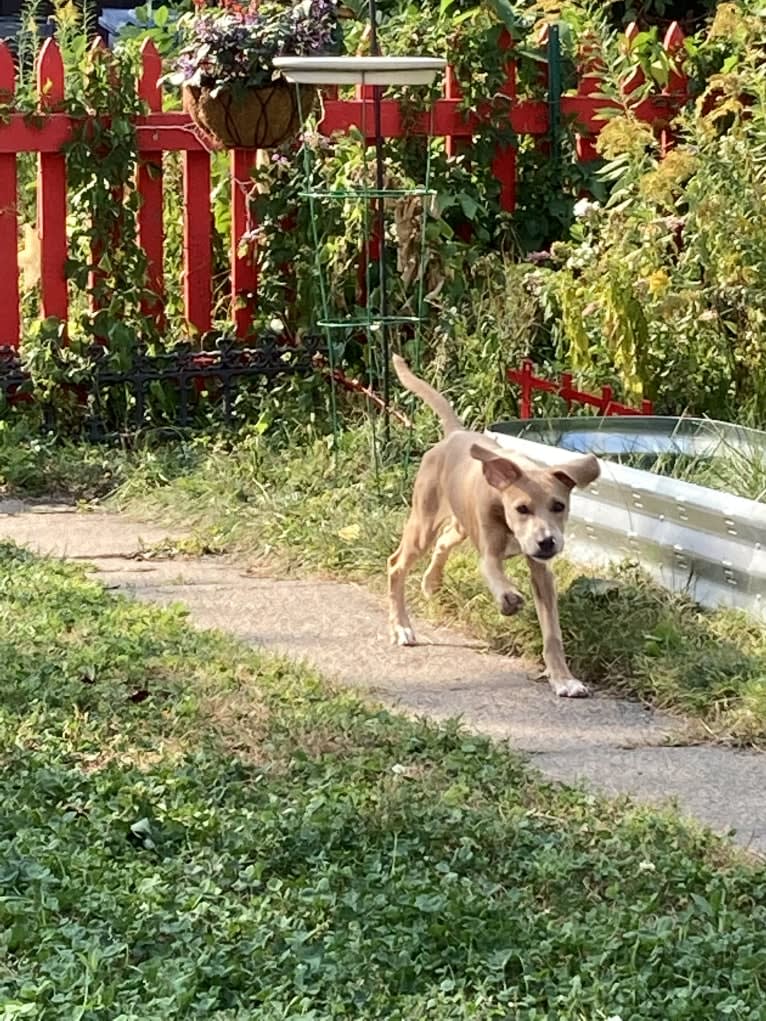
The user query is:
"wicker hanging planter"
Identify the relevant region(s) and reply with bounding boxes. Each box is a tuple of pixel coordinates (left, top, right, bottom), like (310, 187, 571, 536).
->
(183, 80, 318, 150)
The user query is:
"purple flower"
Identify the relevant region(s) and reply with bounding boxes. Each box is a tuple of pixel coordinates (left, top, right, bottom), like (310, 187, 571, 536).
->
(526, 250, 552, 265)
(168, 0, 341, 91)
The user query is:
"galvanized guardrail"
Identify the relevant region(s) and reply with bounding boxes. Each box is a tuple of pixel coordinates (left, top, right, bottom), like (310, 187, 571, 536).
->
(486, 418, 766, 621)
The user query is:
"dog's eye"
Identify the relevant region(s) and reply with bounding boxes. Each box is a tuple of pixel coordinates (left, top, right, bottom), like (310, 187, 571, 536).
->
(516, 504, 531, 516)
(551, 500, 566, 513)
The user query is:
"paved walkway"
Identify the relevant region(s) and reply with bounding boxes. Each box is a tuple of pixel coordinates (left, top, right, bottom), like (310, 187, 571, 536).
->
(2, 499, 765, 855)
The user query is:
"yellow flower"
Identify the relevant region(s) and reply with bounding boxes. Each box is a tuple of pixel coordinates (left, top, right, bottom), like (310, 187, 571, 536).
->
(639, 149, 697, 207)
(645, 269, 670, 296)
(640, 170, 668, 206)
(55, 0, 79, 27)
(661, 149, 698, 183)
(596, 115, 655, 161)
(708, 2, 751, 42)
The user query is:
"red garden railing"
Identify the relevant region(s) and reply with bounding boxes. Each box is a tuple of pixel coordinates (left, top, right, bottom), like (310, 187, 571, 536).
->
(508, 359, 654, 419)
(0, 21, 690, 349)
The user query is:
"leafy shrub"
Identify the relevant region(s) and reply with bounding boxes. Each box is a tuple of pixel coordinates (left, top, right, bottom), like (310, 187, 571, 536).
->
(531, 2, 766, 421)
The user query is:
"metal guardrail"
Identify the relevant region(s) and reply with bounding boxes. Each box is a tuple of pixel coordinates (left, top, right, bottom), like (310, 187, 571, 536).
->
(489, 415, 766, 463)
(486, 418, 766, 621)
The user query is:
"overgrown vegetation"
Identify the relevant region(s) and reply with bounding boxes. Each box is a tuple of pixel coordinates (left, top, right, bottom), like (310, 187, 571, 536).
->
(1, 399, 764, 744)
(2, 540, 766, 1018)
(537, 2, 766, 420)
(3, 1, 766, 739)
(4, 420, 743, 746)
(6, 0, 766, 428)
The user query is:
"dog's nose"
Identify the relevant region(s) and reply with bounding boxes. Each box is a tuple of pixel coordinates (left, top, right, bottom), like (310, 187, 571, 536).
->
(537, 536, 556, 557)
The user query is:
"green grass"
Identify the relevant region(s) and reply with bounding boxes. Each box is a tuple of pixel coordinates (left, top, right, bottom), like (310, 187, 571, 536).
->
(3, 540, 766, 1020)
(616, 447, 766, 504)
(107, 427, 766, 747)
(3, 417, 766, 744)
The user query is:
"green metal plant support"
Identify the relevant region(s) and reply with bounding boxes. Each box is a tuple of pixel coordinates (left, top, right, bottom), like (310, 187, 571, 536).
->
(280, 55, 443, 475)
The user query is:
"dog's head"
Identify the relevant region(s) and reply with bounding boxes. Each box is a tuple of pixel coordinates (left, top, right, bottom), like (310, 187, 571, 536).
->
(470, 443, 600, 561)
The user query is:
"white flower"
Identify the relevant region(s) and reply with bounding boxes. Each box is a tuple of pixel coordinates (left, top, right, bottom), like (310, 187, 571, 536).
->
(638, 860, 656, 873)
(573, 197, 599, 219)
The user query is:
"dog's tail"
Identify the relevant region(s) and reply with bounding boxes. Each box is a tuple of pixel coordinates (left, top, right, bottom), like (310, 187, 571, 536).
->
(392, 355, 463, 436)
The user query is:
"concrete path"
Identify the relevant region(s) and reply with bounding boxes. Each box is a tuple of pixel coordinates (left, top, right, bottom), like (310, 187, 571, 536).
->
(2, 499, 765, 856)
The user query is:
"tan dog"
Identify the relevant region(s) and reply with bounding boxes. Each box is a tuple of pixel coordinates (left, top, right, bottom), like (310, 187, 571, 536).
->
(388, 355, 600, 697)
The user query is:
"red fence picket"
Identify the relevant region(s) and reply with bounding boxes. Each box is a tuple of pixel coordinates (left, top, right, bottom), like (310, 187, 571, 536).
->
(0, 21, 690, 350)
(182, 148, 213, 335)
(36, 38, 68, 326)
(508, 359, 654, 419)
(0, 43, 19, 349)
(137, 39, 165, 324)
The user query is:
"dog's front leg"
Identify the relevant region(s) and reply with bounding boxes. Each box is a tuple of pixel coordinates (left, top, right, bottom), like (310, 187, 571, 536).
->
(479, 553, 524, 617)
(526, 557, 588, 698)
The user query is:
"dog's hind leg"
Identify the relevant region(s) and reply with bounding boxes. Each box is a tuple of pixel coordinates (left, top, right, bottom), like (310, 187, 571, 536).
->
(421, 519, 465, 597)
(388, 511, 439, 646)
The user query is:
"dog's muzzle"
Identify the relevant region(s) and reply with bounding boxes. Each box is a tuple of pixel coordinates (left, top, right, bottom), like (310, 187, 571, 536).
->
(534, 536, 557, 561)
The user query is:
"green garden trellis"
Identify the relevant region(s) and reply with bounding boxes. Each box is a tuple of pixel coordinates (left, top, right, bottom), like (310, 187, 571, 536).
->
(273, 54, 446, 472)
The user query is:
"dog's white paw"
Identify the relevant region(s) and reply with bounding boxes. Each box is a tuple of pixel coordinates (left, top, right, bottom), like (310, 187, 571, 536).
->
(392, 625, 417, 647)
(498, 590, 524, 616)
(550, 676, 589, 698)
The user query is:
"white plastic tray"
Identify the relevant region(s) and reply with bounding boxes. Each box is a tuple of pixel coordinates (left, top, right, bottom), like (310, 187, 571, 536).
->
(272, 56, 446, 86)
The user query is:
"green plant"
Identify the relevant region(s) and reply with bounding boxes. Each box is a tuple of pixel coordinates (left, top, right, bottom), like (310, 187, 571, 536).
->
(6, 1, 172, 428)
(6, 0, 766, 434)
(3, 541, 766, 1018)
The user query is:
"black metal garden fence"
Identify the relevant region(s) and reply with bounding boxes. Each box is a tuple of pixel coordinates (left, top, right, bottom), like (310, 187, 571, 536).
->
(0, 332, 326, 442)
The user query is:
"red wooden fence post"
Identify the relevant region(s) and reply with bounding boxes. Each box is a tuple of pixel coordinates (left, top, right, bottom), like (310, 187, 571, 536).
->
(663, 22, 688, 98)
(621, 22, 647, 99)
(231, 148, 258, 338)
(560, 371, 573, 414)
(36, 39, 68, 326)
(444, 64, 462, 159)
(0, 42, 20, 348)
(491, 28, 517, 213)
(138, 39, 165, 324)
(519, 358, 533, 418)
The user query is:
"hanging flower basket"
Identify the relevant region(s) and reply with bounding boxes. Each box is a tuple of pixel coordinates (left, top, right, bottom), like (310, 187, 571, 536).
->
(182, 81, 318, 150)
(167, 0, 341, 150)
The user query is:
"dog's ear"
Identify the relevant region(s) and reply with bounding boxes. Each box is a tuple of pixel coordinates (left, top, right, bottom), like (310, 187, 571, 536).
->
(470, 444, 523, 490)
(550, 454, 600, 491)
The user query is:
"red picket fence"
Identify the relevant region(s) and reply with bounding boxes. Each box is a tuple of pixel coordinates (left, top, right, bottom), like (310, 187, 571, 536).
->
(508, 359, 654, 419)
(0, 21, 690, 349)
